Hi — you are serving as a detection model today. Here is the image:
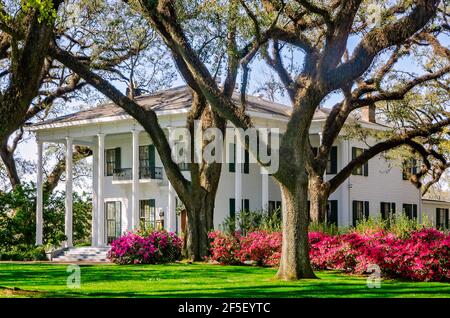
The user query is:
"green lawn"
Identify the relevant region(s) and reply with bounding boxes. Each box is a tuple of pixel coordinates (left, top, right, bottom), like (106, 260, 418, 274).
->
(0, 262, 449, 298)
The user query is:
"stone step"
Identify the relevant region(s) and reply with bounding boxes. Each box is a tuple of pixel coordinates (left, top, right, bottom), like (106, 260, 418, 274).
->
(52, 247, 111, 263)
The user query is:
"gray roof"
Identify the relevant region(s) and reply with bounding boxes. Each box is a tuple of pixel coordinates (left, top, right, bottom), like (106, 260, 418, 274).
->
(29, 85, 383, 128)
(30, 86, 293, 128)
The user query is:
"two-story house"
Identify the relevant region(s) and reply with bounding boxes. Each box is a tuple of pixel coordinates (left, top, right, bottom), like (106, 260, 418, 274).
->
(27, 86, 450, 247)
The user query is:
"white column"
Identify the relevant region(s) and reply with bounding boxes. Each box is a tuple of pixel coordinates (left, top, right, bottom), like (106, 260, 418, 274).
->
(131, 130, 140, 230)
(91, 144, 98, 247)
(97, 134, 105, 246)
(167, 182, 176, 232)
(341, 138, 351, 227)
(36, 140, 44, 246)
(65, 137, 73, 248)
(235, 137, 243, 214)
(261, 168, 269, 211)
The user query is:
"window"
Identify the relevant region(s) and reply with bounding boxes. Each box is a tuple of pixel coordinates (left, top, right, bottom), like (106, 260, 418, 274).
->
(105, 148, 121, 176)
(403, 203, 418, 220)
(436, 208, 449, 230)
(311, 146, 338, 174)
(380, 202, 396, 220)
(140, 199, 156, 230)
(229, 198, 250, 217)
(352, 200, 369, 226)
(139, 145, 155, 178)
(229, 142, 249, 174)
(351, 147, 368, 176)
(268, 201, 282, 215)
(402, 159, 418, 180)
(105, 201, 121, 244)
(327, 147, 338, 174)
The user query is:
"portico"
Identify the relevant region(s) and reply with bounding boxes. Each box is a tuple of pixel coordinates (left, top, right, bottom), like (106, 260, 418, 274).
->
(33, 127, 178, 247)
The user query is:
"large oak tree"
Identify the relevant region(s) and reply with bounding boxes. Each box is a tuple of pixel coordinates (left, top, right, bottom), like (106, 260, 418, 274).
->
(114, 0, 448, 280)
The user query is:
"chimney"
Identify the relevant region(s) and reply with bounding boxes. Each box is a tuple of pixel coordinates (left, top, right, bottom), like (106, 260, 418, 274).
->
(361, 104, 376, 123)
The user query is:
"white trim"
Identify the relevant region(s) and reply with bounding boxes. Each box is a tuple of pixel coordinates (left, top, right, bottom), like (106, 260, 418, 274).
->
(26, 109, 192, 131)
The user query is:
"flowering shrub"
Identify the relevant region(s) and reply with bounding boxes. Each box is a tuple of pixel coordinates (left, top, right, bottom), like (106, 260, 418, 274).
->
(208, 228, 450, 282)
(309, 228, 450, 282)
(238, 231, 282, 266)
(208, 230, 241, 265)
(107, 230, 182, 264)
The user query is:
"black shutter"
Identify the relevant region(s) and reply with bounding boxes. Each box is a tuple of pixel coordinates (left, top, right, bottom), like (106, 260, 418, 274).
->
(229, 143, 235, 172)
(243, 199, 250, 211)
(351, 147, 358, 175)
(380, 203, 386, 220)
(229, 199, 235, 218)
(244, 148, 249, 174)
(105, 149, 110, 176)
(328, 200, 338, 226)
(148, 145, 155, 178)
(391, 202, 396, 214)
(364, 201, 370, 219)
(329, 146, 338, 174)
(352, 201, 358, 227)
(436, 208, 441, 228)
(445, 209, 449, 229)
(115, 147, 121, 171)
(412, 204, 418, 219)
(363, 150, 369, 176)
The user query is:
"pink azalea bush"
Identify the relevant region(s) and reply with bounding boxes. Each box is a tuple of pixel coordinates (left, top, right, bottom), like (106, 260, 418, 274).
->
(107, 230, 182, 264)
(208, 228, 450, 282)
(238, 231, 282, 266)
(207, 230, 241, 265)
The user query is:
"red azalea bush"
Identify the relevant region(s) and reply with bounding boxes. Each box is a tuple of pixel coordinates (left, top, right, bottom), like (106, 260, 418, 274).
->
(309, 228, 450, 282)
(207, 230, 241, 265)
(238, 231, 282, 266)
(208, 228, 450, 282)
(107, 230, 182, 264)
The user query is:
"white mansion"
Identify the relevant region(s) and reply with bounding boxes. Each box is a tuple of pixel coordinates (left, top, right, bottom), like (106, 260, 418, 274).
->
(28, 86, 450, 247)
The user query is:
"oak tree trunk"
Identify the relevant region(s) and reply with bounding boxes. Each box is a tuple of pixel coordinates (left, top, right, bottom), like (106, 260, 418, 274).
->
(309, 173, 329, 224)
(277, 180, 317, 280)
(183, 192, 215, 261)
(0, 140, 20, 189)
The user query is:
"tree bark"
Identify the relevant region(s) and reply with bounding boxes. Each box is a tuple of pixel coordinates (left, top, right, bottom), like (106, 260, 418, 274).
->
(183, 191, 216, 261)
(277, 179, 316, 280)
(308, 173, 330, 224)
(0, 140, 20, 188)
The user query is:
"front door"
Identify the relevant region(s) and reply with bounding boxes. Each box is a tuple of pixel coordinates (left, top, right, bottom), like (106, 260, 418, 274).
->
(105, 201, 122, 244)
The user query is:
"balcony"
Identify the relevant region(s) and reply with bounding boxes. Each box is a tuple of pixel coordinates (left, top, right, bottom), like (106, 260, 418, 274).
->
(113, 167, 163, 182)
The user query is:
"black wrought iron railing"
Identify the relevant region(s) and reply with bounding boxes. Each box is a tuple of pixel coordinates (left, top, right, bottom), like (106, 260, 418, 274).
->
(139, 167, 163, 180)
(113, 168, 132, 181)
(113, 167, 163, 181)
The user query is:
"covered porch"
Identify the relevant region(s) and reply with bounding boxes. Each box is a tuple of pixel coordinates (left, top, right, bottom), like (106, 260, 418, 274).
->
(32, 124, 178, 248)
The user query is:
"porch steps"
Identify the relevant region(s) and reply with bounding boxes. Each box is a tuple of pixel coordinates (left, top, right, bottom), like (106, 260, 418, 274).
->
(52, 247, 111, 262)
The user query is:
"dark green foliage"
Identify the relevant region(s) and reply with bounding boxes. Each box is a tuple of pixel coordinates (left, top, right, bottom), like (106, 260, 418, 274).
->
(0, 182, 92, 249)
(220, 208, 282, 235)
(0, 244, 47, 261)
